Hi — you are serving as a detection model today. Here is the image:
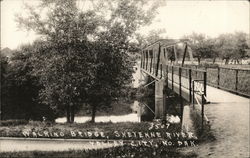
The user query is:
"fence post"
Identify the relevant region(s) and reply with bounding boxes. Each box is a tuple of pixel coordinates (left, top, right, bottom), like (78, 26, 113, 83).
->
(166, 65, 168, 88)
(196, 66, 198, 79)
(141, 51, 143, 68)
(166, 65, 168, 87)
(192, 80, 195, 109)
(150, 57, 152, 73)
(179, 67, 183, 123)
(217, 67, 220, 88)
(172, 66, 174, 90)
(161, 64, 163, 78)
(235, 69, 238, 92)
(204, 71, 207, 97)
(201, 94, 205, 132)
(179, 67, 182, 96)
(189, 69, 192, 103)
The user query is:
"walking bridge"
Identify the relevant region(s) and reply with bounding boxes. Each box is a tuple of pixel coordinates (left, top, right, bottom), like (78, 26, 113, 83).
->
(140, 39, 250, 132)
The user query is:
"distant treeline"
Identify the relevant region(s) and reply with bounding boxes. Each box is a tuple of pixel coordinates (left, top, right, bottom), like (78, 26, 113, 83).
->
(182, 32, 250, 64)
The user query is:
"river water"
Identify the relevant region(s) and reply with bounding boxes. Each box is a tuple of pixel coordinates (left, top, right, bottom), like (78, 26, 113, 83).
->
(56, 101, 143, 123)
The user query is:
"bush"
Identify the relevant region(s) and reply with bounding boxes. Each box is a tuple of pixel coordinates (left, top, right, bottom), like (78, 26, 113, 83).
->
(0, 144, 198, 158)
(200, 63, 219, 68)
(0, 119, 28, 126)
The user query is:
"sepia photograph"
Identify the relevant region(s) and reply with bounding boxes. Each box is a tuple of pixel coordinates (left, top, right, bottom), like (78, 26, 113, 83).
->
(0, 0, 249, 157)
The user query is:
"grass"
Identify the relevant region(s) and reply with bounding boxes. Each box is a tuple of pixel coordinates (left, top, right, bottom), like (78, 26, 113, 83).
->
(0, 145, 198, 158)
(0, 121, 199, 157)
(189, 106, 215, 142)
(0, 121, 188, 141)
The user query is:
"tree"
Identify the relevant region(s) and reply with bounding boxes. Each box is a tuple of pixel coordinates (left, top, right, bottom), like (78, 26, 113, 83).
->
(184, 33, 220, 65)
(184, 33, 208, 65)
(0, 54, 8, 120)
(85, 0, 163, 122)
(17, 0, 162, 123)
(217, 32, 249, 64)
(0, 44, 55, 121)
(16, 0, 100, 123)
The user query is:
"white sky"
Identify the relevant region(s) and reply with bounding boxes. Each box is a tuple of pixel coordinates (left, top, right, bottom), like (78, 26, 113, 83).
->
(1, 0, 249, 49)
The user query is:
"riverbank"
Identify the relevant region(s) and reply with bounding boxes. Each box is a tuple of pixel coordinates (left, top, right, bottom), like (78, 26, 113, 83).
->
(0, 121, 196, 141)
(0, 144, 198, 158)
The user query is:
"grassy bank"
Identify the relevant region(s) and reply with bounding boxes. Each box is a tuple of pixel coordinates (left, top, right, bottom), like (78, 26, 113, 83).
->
(0, 145, 197, 158)
(0, 121, 199, 157)
(0, 121, 193, 141)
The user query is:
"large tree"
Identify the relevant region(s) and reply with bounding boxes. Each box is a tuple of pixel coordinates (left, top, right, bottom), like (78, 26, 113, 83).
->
(17, 0, 162, 123)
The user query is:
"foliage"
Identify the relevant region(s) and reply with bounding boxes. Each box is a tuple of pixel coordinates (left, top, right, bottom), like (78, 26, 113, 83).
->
(16, 0, 163, 123)
(0, 145, 198, 158)
(1, 45, 56, 121)
(184, 33, 219, 64)
(135, 28, 167, 49)
(216, 32, 249, 64)
(0, 119, 28, 126)
(184, 32, 249, 64)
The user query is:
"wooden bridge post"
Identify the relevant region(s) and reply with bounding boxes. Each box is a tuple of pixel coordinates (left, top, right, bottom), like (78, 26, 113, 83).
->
(189, 69, 192, 103)
(204, 71, 207, 97)
(166, 65, 168, 88)
(192, 80, 195, 109)
(235, 69, 238, 92)
(174, 46, 178, 64)
(201, 94, 205, 132)
(179, 67, 183, 123)
(141, 50, 143, 68)
(171, 66, 174, 90)
(145, 50, 148, 71)
(217, 67, 220, 88)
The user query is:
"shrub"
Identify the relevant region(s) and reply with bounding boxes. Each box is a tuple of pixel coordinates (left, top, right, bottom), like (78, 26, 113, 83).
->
(0, 119, 28, 126)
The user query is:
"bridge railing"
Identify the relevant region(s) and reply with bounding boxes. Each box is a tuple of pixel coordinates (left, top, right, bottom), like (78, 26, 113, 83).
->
(141, 59, 209, 132)
(141, 61, 208, 100)
(182, 65, 250, 98)
(166, 65, 207, 101)
(207, 67, 250, 97)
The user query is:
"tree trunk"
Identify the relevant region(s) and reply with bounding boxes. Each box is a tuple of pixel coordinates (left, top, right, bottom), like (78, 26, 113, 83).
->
(197, 57, 201, 65)
(213, 58, 216, 64)
(91, 104, 96, 123)
(70, 105, 75, 123)
(66, 105, 70, 123)
(225, 59, 229, 65)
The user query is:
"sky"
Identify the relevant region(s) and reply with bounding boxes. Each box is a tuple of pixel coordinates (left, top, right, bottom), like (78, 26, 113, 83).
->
(1, 0, 249, 50)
